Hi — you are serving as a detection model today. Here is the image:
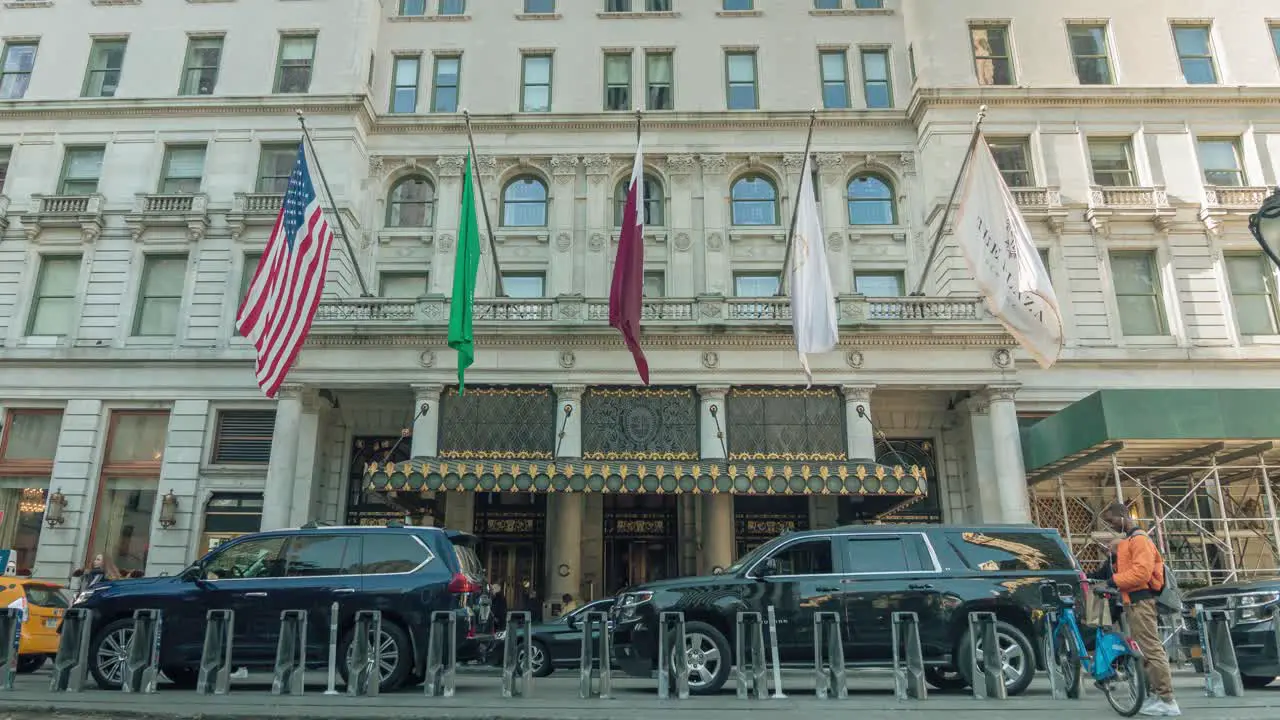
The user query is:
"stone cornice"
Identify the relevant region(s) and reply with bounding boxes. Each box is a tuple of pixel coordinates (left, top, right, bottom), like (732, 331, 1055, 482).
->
(908, 86, 1280, 124)
(304, 332, 1014, 349)
(0, 94, 376, 128)
(375, 109, 908, 134)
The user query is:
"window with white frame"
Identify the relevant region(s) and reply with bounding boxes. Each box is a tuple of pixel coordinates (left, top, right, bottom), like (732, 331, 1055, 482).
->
(1172, 24, 1218, 84)
(431, 55, 461, 112)
(970, 24, 1014, 86)
(645, 52, 673, 110)
(380, 272, 430, 298)
(521, 54, 553, 112)
(1068, 24, 1113, 85)
(1110, 250, 1168, 336)
(390, 56, 420, 113)
(59, 146, 105, 195)
(158, 145, 205, 194)
(274, 35, 317, 93)
(854, 272, 904, 297)
(1224, 254, 1279, 336)
(0, 41, 38, 100)
(235, 252, 262, 337)
(987, 138, 1033, 188)
(133, 255, 188, 337)
(1088, 138, 1136, 187)
(83, 38, 127, 98)
(26, 256, 81, 337)
(180, 36, 223, 95)
(1198, 138, 1244, 187)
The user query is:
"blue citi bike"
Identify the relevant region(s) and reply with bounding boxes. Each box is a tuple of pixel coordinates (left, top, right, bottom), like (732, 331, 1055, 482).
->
(1040, 580, 1148, 716)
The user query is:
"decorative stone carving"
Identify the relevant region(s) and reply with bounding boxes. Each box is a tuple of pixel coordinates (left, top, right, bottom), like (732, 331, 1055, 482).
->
(701, 351, 719, 369)
(706, 232, 723, 251)
(986, 386, 1019, 403)
(555, 384, 585, 403)
(439, 233, 455, 252)
(673, 232, 692, 252)
(582, 154, 613, 184)
(589, 233, 606, 252)
(475, 155, 499, 176)
(368, 155, 385, 178)
(967, 395, 990, 415)
(698, 154, 728, 174)
(359, 231, 373, 249)
(666, 154, 697, 174)
(845, 350, 864, 369)
(782, 153, 806, 172)
(817, 153, 846, 172)
(559, 301, 581, 319)
(842, 385, 874, 404)
(419, 350, 437, 368)
(559, 350, 576, 369)
(551, 155, 579, 184)
(435, 156, 466, 177)
(555, 232, 572, 251)
(992, 348, 1013, 369)
(827, 232, 844, 252)
(899, 152, 916, 175)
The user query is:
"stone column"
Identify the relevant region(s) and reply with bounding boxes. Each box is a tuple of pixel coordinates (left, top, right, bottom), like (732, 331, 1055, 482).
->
(986, 386, 1031, 524)
(698, 385, 734, 573)
(965, 394, 999, 523)
(548, 385, 584, 612)
(843, 385, 876, 461)
(288, 390, 324, 527)
(410, 384, 444, 525)
(262, 385, 303, 531)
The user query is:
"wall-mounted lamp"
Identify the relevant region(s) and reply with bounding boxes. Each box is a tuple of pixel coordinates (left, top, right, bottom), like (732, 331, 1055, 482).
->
(44, 489, 67, 528)
(159, 489, 179, 529)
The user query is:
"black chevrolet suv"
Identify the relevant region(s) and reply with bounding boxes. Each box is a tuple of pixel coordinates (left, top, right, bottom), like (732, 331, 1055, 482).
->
(612, 524, 1083, 695)
(1177, 577, 1280, 689)
(73, 524, 489, 692)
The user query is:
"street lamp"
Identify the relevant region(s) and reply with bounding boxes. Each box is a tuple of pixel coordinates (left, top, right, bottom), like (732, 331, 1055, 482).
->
(1249, 188, 1280, 269)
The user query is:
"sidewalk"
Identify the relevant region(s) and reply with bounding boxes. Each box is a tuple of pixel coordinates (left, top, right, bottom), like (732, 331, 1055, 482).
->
(2, 668, 1277, 720)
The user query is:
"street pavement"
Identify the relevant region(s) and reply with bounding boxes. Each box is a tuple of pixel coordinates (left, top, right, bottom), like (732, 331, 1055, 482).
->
(2, 666, 1277, 720)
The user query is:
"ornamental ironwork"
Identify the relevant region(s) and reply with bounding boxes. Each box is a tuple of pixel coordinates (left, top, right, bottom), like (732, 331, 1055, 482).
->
(604, 511, 675, 539)
(874, 438, 940, 523)
(439, 386, 555, 459)
(727, 387, 846, 461)
(346, 436, 412, 525)
(582, 387, 698, 460)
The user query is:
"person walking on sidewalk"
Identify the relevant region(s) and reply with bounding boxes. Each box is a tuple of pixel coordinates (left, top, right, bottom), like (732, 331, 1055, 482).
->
(1101, 502, 1180, 717)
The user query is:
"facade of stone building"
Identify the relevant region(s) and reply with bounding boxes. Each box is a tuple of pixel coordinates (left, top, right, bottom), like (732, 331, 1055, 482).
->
(1, 0, 1278, 601)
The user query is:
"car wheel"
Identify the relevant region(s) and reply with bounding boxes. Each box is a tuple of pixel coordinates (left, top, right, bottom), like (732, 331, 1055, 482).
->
(1242, 674, 1276, 689)
(162, 665, 199, 689)
(339, 620, 413, 693)
(89, 618, 135, 690)
(16, 655, 46, 674)
(517, 639, 553, 678)
(672, 621, 731, 696)
(924, 666, 968, 691)
(957, 620, 1036, 697)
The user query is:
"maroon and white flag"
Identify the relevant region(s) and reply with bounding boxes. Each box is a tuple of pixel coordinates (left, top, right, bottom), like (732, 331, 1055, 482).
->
(608, 141, 650, 384)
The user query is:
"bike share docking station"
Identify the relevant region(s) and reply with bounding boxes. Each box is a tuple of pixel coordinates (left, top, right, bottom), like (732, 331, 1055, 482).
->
(1195, 603, 1245, 698)
(0, 606, 21, 691)
(121, 609, 163, 694)
(49, 608, 94, 693)
(967, 611, 1007, 700)
(577, 610, 612, 699)
(501, 611, 534, 698)
(425, 611, 458, 698)
(891, 612, 927, 701)
(197, 609, 234, 695)
(657, 611, 690, 699)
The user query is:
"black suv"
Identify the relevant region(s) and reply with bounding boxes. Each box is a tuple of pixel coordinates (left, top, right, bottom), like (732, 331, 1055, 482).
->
(1177, 577, 1280, 689)
(612, 524, 1083, 695)
(73, 524, 489, 692)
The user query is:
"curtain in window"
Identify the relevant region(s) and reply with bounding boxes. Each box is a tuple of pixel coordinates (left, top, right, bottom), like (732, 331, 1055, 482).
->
(2, 412, 61, 460)
(90, 479, 157, 573)
(0, 482, 46, 573)
(108, 414, 169, 464)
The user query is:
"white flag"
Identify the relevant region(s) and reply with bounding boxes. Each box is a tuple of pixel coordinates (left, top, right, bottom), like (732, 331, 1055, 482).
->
(790, 155, 839, 384)
(954, 134, 1064, 368)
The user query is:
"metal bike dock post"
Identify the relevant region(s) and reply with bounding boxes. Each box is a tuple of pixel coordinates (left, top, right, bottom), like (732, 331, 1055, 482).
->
(967, 612, 1006, 700)
(122, 609, 163, 694)
(347, 610, 381, 698)
(577, 611, 612, 699)
(892, 611, 927, 701)
(812, 611, 846, 699)
(197, 609, 235, 695)
(657, 611, 689, 700)
(1039, 611, 1070, 700)
(49, 608, 93, 693)
(1196, 605, 1244, 697)
(501, 611, 533, 698)
(734, 611, 768, 699)
(272, 609, 308, 696)
(0, 607, 20, 691)
(425, 611, 457, 698)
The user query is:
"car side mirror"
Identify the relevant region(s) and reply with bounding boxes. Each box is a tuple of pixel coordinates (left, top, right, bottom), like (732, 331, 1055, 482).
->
(566, 616, 580, 630)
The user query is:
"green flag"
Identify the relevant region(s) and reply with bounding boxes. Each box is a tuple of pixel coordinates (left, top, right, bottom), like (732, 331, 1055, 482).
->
(448, 153, 481, 394)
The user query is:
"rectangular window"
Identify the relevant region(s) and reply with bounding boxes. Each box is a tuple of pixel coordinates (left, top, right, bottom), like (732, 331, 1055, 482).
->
(525, 0, 555, 11)
(88, 411, 169, 574)
(439, 0, 466, 14)
(275, 35, 317, 94)
(59, 146, 105, 195)
(604, 52, 632, 111)
(257, 143, 299, 193)
(734, 273, 780, 297)
(521, 54, 552, 112)
(83, 38, 127, 98)
(212, 410, 276, 464)
(235, 251, 262, 337)
(814, 0, 840, 9)
(723, 0, 752, 9)
(180, 36, 222, 95)
(725, 51, 758, 110)
(648, 0, 671, 9)
(431, 55, 460, 112)
(819, 51, 850, 109)
(854, 272, 905, 297)
(0, 146, 9, 194)
(987, 138, 1033, 188)
(501, 273, 546, 298)
(1173, 25, 1217, 84)
(1110, 250, 1167, 336)
(970, 24, 1014, 85)
(1198, 138, 1244, 186)
(855, 0, 884, 7)
(1068, 24, 1113, 85)
(643, 271, 665, 298)
(390, 55, 420, 113)
(1225, 254, 1279, 336)
(133, 254, 188, 337)
(841, 536, 930, 574)
(0, 41, 38, 100)
(379, 272, 429, 298)
(26, 256, 80, 337)
(1038, 247, 1051, 273)
(860, 49, 892, 108)
(0, 409, 62, 576)
(400, 0, 425, 14)
(606, 0, 629, 10)
(645, 52, 673, 110)
(1272, 25, 1280, 64)
(158, 145, 205, 194)
(1088, 139, 1136, 187)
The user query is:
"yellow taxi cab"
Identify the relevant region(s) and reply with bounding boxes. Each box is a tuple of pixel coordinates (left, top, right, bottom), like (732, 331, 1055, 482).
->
(1, 577, 70, 673)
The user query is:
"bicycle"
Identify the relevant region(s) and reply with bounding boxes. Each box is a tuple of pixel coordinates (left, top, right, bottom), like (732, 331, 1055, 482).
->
(1040, 580, 1148, 716)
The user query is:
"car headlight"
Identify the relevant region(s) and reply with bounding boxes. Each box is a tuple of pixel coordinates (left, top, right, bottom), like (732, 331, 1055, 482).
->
(618, 591, 653, 607)
(495, 630, 506, 641)
(74, 588, 102, 606)
(1237, 593, 1279, 608)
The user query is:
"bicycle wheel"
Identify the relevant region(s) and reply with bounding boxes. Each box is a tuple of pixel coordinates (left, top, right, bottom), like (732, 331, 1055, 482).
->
(1102, 653, 1147, 717)
(1051, 629, 1083, 698)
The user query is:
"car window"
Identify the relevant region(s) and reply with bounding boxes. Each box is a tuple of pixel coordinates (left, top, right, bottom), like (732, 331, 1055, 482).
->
(765, 538, 833, 575)
(24, 583, 70, 608)
(947, 531, 1074, 572)
(841, 536, 931, 574)
(451, 537, 484, 578)
(567, 599, 614, 622)
(357, 533, 431, 575)
(284, 535, 358, 577)
(204, 536, 287, 580)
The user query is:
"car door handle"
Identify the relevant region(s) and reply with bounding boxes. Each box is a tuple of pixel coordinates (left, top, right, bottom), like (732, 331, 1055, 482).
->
(908, 583, 935, 591)
(241, 592, 268, 598)
(332, 588, 356, 594)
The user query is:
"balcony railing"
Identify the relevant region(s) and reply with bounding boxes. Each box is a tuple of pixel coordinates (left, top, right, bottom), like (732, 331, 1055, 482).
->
(34, 194, 103, 215)
(312, 294, 997, 331)
(1203, 186, 1270, 210)
(234, 192, 285, 214)
(1011, 187, 1063, 212)
(1089, 185, 1170, 210)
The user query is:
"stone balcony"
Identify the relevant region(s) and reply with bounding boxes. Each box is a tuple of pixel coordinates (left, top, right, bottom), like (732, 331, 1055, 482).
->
(311, 294, 1002, 335)
(1011, 186, 1067, 232)
(126, 193, 211, 242)
(1085, 185, 1175, 236)
(228, 192, 284, 241)
(1199, 185, 1272, 236)
(20, 193, 106, 243)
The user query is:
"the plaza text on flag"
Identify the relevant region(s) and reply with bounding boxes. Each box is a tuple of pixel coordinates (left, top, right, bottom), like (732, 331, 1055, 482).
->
(789, 155, 839, 384)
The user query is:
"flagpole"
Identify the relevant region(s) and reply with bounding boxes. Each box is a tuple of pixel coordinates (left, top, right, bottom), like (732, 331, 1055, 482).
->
(910, 104, 987, 296)
(777, 109, 818, 297)
(461, 110, 506, 298)
(295, 110, 373, 298)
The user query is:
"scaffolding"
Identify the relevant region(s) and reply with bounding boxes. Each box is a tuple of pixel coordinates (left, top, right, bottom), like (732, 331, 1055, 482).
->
(1028, 439, 1280, 588)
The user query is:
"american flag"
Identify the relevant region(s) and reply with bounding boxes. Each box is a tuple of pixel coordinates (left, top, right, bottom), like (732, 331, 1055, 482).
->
(236, 144, 335, 398)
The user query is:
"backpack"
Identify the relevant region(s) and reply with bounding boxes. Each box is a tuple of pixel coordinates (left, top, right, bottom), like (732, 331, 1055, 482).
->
(1155, 562, 1182, 615)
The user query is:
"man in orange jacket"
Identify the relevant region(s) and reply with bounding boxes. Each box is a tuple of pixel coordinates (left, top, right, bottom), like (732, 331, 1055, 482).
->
(1101, 502, 1180, 717)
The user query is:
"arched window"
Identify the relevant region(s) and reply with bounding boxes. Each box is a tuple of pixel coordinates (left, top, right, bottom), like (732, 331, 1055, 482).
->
(847, 173, 896, 225)
(386, 176, 435, 227)
(731, 175, 778, 226)
(614, 174, 664, 227)
(502, 175, 548, 227)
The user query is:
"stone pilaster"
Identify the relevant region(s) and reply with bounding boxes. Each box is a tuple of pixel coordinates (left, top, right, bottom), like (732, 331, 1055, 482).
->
(987, 385, 1031, 524)
(410, 384, 444, 457)
(843, 384, 876, 461)
(964, 393, 1000, 523)
(697, 385, 733, 573)
(548, 385, 585, 612)
(261, 384, 303, 531)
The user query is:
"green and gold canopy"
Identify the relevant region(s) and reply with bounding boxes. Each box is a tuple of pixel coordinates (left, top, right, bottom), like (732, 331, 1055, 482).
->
(363, 458, 928, 498)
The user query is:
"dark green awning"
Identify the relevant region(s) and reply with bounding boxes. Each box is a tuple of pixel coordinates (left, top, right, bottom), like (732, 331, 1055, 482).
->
(363, 458, 928, 497)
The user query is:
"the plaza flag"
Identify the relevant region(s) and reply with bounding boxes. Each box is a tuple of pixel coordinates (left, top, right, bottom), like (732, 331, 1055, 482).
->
(953, 134, 1064, 368)
(236, 143, 336, 398)
(789, 155, 839, 385)
(448, 153, 482, 394)
(609, 140, 650, 384)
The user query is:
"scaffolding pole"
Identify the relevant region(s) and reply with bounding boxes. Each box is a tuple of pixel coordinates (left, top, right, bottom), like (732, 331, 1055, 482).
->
(1111, 454, 1124, 503)
(1209, 455, 1239, 581)
(1258, 455, 1280, 568)
(1057, 476, 1073, 548)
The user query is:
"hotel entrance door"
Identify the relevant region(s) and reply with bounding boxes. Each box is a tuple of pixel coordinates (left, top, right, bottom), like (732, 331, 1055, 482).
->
(603, 495, 677, 593)
(484, 542, 541, 613)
